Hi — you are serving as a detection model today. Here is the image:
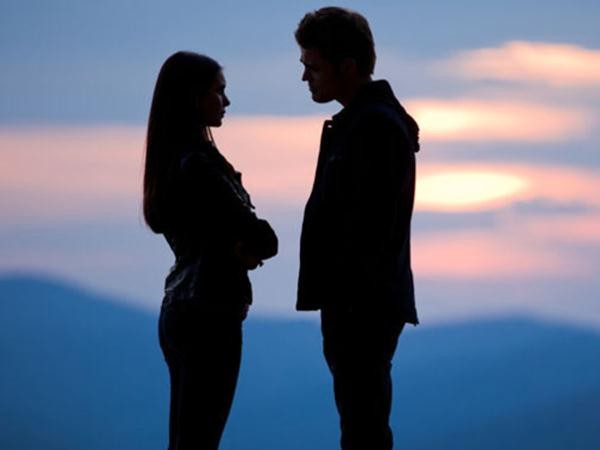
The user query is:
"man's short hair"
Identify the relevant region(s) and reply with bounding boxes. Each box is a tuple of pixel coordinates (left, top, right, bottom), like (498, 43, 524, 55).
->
(295, 7, 376, 76)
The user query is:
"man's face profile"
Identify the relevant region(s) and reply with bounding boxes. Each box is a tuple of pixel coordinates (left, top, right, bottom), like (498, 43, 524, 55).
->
(300, 48, 339, 104)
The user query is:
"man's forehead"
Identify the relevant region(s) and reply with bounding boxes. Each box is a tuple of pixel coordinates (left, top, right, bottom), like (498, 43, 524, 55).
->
(301, 48, 323, 62)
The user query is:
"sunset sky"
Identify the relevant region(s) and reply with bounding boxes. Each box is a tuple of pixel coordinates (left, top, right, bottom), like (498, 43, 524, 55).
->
(1, 0, 599, 329)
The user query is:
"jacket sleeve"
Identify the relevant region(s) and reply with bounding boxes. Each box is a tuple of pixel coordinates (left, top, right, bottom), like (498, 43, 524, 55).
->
(339, 113, 415, 291)
(178, 152, 278, 260)
(242, 218, 278, 260)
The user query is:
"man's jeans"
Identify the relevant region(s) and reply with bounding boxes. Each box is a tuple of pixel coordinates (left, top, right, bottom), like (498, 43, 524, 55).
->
(321, 307, 405, 450)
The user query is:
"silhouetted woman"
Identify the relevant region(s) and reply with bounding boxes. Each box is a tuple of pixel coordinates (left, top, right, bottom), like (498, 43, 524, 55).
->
(143, 51, 278, 450)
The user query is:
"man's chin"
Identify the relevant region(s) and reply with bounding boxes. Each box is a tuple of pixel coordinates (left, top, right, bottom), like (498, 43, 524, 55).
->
(311, 92, 333, 104)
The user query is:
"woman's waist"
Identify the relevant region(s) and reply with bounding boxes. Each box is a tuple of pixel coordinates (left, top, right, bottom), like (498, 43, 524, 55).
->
(161, 293, 248, 316)
(164, 255, 251, 304)
(166, 232, 237, 259)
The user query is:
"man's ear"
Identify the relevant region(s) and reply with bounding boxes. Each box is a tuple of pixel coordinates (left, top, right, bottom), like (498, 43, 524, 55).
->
(339, 57, 358, 77)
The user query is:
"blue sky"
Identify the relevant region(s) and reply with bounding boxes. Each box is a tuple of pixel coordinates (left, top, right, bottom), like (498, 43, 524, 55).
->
(1, 0, 599, 328)
(2, 0, 599, 121)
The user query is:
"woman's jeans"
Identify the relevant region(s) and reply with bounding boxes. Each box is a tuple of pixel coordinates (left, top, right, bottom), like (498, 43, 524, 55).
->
(159, 297, 243, 450)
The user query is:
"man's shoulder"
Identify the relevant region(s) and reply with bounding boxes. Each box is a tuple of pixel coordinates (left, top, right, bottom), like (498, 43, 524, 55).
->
(346, 98, 420, 153)
(350, 101, 406, 135)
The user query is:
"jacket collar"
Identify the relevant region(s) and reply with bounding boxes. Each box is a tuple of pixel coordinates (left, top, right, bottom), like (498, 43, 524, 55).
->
(329, 79, 421, 153)
(332, 80, 400, 123)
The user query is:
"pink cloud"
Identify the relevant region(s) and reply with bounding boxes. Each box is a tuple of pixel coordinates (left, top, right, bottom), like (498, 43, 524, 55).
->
(405, 99, 590, 142)
(442, 41, 600, 87)
(413, 163, 600, 278)
(1, 121, 599, 222)
(412, 230, 586, 279)
(515, 213, 600, 245)
(1, 122, 599, 284)
(0, 120, 324, 223)
(0, 126, 145, 222)
(212, 116, 323, 204)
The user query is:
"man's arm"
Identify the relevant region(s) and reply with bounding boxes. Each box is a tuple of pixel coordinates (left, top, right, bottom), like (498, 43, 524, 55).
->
(339, 114, 415, 293)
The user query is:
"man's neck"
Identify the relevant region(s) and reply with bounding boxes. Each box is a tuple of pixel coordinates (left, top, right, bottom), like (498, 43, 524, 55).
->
(336, 76, 372, 107)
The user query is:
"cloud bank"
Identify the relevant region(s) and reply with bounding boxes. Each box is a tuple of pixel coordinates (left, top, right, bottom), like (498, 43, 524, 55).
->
(440, 41, 600, 87)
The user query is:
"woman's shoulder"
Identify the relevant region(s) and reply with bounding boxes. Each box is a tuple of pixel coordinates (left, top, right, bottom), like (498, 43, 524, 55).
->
(178, 144, 216, 174)
(176, 144, 241, 192)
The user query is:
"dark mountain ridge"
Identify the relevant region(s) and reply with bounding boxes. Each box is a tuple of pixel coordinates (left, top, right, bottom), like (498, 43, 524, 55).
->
(1, 273, 599, 450)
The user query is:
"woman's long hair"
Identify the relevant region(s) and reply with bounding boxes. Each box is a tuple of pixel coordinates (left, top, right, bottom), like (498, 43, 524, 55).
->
(143, 51, 222, 233)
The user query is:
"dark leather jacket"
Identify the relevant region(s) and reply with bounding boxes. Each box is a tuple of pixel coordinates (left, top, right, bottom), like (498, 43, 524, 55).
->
(297, 80, 419, 324)
(162, 141, 277, 309)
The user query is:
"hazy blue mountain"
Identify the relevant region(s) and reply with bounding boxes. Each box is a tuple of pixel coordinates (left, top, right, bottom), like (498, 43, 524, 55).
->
(1, 274, 599, 450)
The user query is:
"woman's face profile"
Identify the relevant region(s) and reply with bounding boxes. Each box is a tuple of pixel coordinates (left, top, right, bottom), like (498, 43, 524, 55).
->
(199, 71, 230, 127)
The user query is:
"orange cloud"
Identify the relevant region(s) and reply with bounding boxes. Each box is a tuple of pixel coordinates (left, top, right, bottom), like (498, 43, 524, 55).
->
(406, 99, 589, 142)
(416, 169, 529, 212)
(442, 41, 600, 87)
(417, 163, 600, 213)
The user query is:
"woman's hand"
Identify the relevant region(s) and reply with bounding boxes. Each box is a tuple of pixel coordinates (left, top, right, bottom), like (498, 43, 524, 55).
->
(234, 241, 262, 270)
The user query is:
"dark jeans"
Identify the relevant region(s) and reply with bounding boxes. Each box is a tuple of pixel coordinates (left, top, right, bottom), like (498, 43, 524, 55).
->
(321, 308, 405, 450)
(158, 298, 244, 450)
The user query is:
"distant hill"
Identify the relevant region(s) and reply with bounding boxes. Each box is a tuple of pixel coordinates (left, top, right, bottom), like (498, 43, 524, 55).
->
(1, 274, 599, 450)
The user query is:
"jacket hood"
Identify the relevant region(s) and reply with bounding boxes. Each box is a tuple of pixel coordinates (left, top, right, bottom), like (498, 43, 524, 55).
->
(345, 80, 420, 153)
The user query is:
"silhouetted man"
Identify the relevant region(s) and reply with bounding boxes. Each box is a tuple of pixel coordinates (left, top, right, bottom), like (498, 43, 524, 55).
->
(295, 7, 420, 450)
